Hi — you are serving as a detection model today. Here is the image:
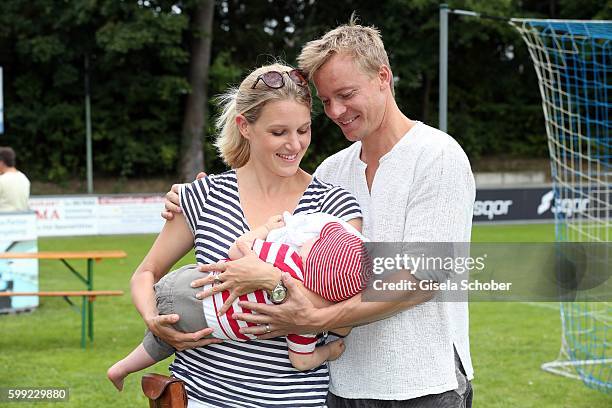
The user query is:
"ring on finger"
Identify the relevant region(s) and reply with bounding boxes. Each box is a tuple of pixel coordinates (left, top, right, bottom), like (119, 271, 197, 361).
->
(213, 274, 221, 285)
(265, 324, 271, 334)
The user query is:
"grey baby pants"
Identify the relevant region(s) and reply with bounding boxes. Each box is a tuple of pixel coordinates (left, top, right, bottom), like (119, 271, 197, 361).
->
(142, 264, 211, 361)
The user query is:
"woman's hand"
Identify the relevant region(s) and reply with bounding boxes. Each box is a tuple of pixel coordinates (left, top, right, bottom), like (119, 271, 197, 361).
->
(146, 314, 223, 351)
(192, 241, 281, 316)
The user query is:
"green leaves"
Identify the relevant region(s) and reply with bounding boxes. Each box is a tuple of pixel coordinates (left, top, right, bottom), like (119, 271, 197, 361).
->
(1, 0, 191, 182)
(0, 0, 607, 185)
(97, 21, 156, 54)
(17, 35, 65, 63)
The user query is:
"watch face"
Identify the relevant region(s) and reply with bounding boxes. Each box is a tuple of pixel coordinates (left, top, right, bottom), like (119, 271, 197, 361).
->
(272, 286, 286, 303)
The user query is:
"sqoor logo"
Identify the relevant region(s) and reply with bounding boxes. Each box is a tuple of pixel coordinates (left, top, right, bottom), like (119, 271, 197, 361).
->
(537, 190, 589, 217)
(473, 200, 513, 220)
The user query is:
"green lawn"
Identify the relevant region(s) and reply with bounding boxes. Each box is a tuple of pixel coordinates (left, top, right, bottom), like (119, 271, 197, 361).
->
(0, 223, 609, 407)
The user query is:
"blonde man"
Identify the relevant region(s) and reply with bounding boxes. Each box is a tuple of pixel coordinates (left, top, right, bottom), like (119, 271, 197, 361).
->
(164, 19, 475, 408)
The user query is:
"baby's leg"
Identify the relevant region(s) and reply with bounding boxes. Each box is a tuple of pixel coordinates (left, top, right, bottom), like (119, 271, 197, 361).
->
(164, 264, 212, 335)
(140, 265, 210, 363)
(142, 265, 216, 358)
(289, 339, 345, 372)
(107, 343, 156, 391)
(108, 265, 212, 391)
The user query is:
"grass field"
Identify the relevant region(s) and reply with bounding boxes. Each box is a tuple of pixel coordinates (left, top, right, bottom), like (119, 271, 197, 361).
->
(1, 223, 610, 407)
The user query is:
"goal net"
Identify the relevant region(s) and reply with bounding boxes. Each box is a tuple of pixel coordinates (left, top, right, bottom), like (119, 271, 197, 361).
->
(511, 19, 611, 393)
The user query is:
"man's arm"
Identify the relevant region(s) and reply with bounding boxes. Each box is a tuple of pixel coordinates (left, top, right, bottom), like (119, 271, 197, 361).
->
(194, 216, 363, 316)
(236, 141, 475, 337)
(232, 271, 432, 338)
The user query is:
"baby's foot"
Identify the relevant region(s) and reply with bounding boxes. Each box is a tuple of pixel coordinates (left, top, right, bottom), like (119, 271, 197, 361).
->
(107, 363, 127, 391)
(326, 339, 346, 361)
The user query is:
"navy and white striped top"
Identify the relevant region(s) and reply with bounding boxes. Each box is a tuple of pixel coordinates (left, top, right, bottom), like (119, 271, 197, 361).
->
(175, 169, 362, 408)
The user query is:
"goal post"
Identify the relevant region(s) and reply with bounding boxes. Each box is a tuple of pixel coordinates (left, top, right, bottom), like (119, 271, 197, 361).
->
(510, 18, 611, 393)
(439, 5, 611, 393)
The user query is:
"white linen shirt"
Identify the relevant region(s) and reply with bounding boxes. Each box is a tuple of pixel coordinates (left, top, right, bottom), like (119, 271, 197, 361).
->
(314, 121, 475, 400)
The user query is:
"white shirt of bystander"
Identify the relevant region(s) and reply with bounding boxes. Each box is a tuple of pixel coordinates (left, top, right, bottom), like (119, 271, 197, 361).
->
(0, 170, 30, 212)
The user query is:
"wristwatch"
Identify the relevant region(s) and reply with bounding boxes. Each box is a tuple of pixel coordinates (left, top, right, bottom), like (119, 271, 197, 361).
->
(270, 281, 287, 304)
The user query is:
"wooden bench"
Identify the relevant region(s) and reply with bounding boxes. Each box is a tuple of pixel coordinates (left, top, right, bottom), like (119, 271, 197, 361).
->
(0, 250, 126, 348)
(0, 290, 124, 348)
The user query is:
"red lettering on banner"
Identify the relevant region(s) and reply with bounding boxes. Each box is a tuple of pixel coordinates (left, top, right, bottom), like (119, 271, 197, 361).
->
(35, 209, 60, 220)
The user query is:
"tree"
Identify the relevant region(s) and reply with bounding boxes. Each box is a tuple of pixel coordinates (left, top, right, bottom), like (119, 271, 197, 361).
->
(0, 0, 191, 182)
(179, 0, 214, 181)
(0, 0, 607, 186)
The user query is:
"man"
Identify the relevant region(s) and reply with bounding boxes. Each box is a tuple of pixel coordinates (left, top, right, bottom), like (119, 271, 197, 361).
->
(0, 146, 30, 212)
(163, 19, 474, 407)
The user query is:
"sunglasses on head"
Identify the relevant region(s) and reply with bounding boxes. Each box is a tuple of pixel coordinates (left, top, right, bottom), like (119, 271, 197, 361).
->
(251, 69, 309, 90)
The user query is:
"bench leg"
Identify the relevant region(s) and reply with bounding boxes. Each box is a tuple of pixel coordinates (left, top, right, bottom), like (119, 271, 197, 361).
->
(81, 296, 86, 349)
(87, 259, 94, 342)
(89, 302, 94, 342)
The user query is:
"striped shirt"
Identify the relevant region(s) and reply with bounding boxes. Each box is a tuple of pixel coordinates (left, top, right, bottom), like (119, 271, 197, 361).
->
(204, 239, 318, 354)
(177, 169, 362, 408)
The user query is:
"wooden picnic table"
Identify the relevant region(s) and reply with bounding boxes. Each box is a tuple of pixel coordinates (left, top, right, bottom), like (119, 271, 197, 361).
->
(0, 250, 127, 260)
(0, 250, 127, 347)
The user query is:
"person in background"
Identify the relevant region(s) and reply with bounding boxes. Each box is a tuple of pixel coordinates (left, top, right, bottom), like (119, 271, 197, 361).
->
(0, 146, 30, 212)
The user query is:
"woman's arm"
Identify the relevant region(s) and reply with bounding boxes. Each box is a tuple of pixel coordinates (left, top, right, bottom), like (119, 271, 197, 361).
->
(131, 214, 222, 350)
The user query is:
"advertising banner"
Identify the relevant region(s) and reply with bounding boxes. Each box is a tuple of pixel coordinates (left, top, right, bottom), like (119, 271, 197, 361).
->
(29, 194, 164, 237)
(473, 187, 603, 223)
(25, 187, 601, 238)
(96, 195, 165, 235)
(29, 196, 97, 236)
(0, 212, 38, 312)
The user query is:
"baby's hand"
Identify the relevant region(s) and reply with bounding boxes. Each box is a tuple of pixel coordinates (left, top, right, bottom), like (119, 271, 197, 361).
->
(235, 233, 257, 249)
(326, 339, 346, 362)
(264, 215, 285, 232)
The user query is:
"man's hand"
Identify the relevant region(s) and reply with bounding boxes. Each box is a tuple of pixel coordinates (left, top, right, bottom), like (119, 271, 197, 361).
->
(161, 172, 206, 221)
(146, 314, 223, 351)
(233, 273, 321, 339)
(192, 242, 280, 316)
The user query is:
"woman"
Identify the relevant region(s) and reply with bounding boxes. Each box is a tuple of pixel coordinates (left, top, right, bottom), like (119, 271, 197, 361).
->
(130, 63, 362, 407)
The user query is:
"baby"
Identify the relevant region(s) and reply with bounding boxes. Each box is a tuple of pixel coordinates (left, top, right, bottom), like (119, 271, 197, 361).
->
(108, 212, 369, 391)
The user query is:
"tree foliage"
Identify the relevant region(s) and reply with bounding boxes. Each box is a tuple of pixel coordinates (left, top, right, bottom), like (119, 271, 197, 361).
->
(0, 0, 608, 182)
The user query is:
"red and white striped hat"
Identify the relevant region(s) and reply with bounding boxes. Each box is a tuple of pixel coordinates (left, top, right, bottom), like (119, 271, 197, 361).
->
(303, 222, 369, 302)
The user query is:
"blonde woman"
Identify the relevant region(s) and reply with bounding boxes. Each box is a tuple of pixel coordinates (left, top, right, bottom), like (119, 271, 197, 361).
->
(129, 63, 362, 408)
